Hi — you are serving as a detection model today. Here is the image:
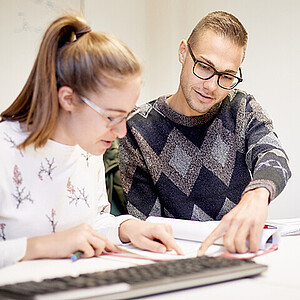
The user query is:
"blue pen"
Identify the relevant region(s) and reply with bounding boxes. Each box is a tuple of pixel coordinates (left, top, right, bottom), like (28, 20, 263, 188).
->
(70, 251, 83, 262)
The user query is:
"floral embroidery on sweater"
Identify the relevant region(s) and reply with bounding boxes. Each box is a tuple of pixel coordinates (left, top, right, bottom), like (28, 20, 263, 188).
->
(4, 133, 24, 157)
(67, 178, 89, 208)
(38, 158, 56, 180)
(0, 223, 6, 240)
(46, 209, 58, 233)
(11, 165, 33, 208)
(81, 152, 91, 167)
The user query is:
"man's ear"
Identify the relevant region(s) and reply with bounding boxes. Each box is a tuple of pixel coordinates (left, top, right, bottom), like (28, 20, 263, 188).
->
(178, 40, 188, 64)
(57, 86, 75, 112)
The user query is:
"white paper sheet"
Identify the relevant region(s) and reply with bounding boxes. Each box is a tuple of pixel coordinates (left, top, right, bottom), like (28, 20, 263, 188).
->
(266, 218, 300, 236)
(147, 216, 280, 250)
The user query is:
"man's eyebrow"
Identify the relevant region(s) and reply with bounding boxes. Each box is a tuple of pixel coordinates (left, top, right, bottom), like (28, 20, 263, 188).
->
(199, 56, 237, 74)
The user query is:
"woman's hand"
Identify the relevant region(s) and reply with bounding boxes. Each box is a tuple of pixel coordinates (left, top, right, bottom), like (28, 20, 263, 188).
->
(119, 219, 183, 255)
(22, 223, 119, 261)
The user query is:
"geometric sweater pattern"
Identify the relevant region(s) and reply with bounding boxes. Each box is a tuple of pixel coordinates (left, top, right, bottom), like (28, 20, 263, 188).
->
(119, 90, 291, 221)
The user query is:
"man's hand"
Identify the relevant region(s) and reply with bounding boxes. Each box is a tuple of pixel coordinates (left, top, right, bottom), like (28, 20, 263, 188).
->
(119, 219, 183, 255)
(198, 188, 269, 255)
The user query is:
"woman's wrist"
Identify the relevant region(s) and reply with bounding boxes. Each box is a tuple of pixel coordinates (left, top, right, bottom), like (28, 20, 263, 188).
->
(22, 235, 52, 261)
(22, 237, 41, 261)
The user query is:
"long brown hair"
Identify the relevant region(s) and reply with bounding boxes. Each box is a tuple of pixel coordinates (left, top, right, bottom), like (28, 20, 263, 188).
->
(1, 14, 141, 149)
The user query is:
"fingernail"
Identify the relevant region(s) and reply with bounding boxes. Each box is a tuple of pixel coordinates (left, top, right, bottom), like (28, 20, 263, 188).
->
(157, 245, 166, 253)
(178, 249, 184, 255)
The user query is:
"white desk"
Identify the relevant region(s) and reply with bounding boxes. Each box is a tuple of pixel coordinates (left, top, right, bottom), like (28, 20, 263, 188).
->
(142, 235, 300, 300)
(0, 235, 299, 300)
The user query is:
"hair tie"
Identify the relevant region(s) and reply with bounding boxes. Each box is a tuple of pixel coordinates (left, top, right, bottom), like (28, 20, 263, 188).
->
(75, 25, 92, 40)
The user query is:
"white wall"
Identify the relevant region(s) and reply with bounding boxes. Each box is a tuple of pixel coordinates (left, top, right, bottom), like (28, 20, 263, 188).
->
(1, 0, 299, 218)
(0, 0, 82, 110)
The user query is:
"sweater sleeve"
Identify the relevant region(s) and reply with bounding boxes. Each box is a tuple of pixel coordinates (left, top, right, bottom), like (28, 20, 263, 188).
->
(94, 213, 136, 245)
(119, 126, 162, 220)
(0, 237, 27, 268)
(243, 95, 291, 200)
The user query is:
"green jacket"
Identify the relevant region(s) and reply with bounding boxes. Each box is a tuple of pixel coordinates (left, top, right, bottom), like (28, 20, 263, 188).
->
(103, 139, 127, 216)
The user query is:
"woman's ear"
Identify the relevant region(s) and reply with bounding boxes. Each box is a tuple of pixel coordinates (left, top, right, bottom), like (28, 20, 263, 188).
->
(57, 86, 75, 112)
(178, 40, 188, 64)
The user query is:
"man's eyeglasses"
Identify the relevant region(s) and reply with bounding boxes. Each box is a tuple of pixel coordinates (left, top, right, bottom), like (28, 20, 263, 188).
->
(187, 43, 243, 90)
(80, 96, 141, 128)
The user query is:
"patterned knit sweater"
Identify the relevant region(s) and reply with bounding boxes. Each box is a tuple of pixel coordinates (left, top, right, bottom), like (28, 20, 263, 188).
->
(119, 90, 291, 221)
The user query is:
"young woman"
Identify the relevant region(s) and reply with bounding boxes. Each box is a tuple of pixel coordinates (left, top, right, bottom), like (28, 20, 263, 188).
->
(0, 14, 181, 268)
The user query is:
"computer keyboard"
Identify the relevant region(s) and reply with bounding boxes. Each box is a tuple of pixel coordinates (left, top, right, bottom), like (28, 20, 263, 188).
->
(0, 256, 267, 300)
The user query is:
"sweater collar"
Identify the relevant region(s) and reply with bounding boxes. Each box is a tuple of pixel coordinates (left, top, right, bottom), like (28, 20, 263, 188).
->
(154, 95, 222, 127)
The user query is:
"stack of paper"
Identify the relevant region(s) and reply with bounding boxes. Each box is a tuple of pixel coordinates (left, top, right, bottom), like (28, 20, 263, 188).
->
(266, 218, 300, 236)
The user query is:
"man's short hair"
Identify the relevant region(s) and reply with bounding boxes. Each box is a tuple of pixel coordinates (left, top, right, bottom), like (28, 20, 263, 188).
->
(187, 11, 248, 61)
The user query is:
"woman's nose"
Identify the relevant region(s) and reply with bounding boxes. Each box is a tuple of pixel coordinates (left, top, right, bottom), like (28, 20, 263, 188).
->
(111, 120, 127, 139)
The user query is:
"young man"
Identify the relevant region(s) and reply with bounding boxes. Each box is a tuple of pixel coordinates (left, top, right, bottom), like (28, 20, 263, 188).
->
(119, 11, 291, 254)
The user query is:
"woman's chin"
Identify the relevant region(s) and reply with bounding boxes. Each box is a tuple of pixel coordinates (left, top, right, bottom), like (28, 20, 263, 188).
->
(80, 145, 106, 156)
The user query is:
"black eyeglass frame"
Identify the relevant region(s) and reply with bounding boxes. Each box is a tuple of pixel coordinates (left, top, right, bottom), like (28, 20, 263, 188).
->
(187, 43, 243, 90)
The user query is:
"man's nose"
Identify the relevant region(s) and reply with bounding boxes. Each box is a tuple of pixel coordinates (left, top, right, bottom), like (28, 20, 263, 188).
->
(202, 75, 219, 92)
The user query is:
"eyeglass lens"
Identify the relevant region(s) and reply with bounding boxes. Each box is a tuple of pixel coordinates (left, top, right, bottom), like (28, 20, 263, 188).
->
(106, 106, 140, 128)
(193, 61, 239, 89)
